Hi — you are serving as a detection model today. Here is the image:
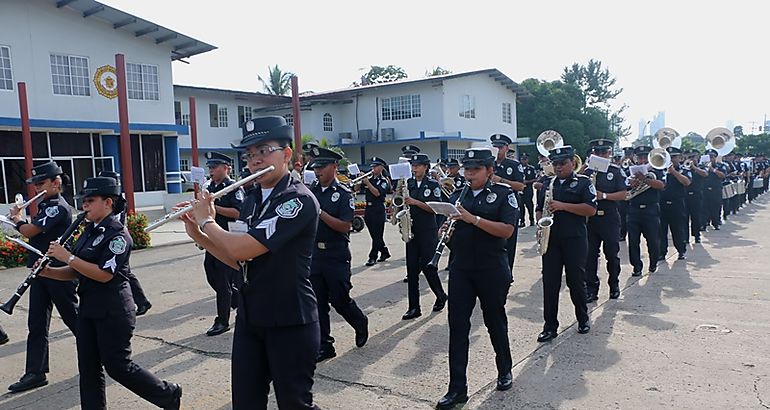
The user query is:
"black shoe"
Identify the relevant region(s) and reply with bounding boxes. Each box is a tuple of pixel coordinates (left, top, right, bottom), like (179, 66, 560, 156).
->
(402, 276, 408, 283)
(316, 349, 337, 363)
(136, 302, 152, 316)
(0, 329, 8, 345)
(658, 255, 666, 262)
(631, 270, 642, 277)
(163, 383, 182, 410)
(436, 391, 469, 409)
(205, 320, 230, 337)
(355, 317, 369, 348)
(496, 372, 513, 391)
(585, 293, 598, 303)
(377, 252, 391, 262)
(529, 220, 536, 227)
(402, 308, 422, 320)
(578, 323, 591, 334)
(8, 373, 48, 393)
(714, 226, 720, 230)
(649, 264, 657, 273)
(432, 294, 448, 312)
(365, 258, 377, 266)
(609, 289, 620, 299)
(537, 329, 558, 342)
(695, 237, 701, 243)
(677, 253, 686, 260)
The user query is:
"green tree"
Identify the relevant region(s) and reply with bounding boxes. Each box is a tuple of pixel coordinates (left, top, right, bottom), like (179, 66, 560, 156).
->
(355, 65, 407, 86)
(258, 65, 293, 95)
(733, 125, 744, 138)
(736, 133, 770, 155)
(562, 59, 622, 109)
(425, 66, 452, 77)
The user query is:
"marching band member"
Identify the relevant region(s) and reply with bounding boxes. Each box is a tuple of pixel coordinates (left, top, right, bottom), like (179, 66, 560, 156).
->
(41, 176, 182, 410)
(535, 146, 597, 343)
(201, 151, 244, 336)
(684, 150, 707, 243)
(7, 161, 78, 393)
(359, 157, 391, 266)
(402, 153, 447, 320)
(583, 139, 627, 301)
(659, 147, 691, 261)
(183, 116, 321, 409)
(520, 154, 538, 227)
(489, 134, 525, 272)
(308, 147, 369, 362)
(626, 146, 666, 276)
(437, 147, 518, 409)
(619, 146, 636, 240)
(703, 149, 727, 230)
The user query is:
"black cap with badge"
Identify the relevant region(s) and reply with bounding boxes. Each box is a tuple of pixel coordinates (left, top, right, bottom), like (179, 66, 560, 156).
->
(548, 145, 575, 161)
(634, 146, 653, 156)
(26, 161, 64, 184)
(666, 146, 683, 156)
(705, 148, 718, 157)
(302, 141, 320, 154)
(232, 116, 293, 149)
(446, 158, 460, 168)
(76, 176, 121, 198)
(369, 156, 387, 167)
(461, 148, 495, 167)
(589, 139, 613, 152)
(490, 134, 513, 147)
(205, 151, 232, 167)
(409, 153, 431, 165)
(401, 145, 421, 155)
(309, 147, 342, 168)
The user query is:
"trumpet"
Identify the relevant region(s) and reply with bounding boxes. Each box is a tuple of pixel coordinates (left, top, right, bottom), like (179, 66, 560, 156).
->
(349, 170, 374, 185)
(145, 165, 275, 232)
(683, 159, 694, 169)
(622, 158, 633, 168)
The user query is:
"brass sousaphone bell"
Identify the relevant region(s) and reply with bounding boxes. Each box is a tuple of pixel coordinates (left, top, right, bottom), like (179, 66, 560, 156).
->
(652, 127, 682, 150)
(705, 127, 736, 157)
(536, 130, 564, 157)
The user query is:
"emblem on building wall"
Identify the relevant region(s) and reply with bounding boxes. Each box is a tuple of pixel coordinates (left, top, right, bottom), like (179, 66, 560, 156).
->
(93, 65, 118, 99)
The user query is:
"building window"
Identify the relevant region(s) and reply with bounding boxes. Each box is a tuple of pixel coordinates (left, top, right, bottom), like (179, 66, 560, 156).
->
(447, 149, 466, 160)
(284, 113, 294, 127)
(502, 102, 512, 124)
(0, 46, 12, 91)
(209, 104, 219, 127)
(181, 113, 190, 126)
(459, 95, 475, 119)
(218, 106, 228, 128)
(238, 106, 253, 127)
(382, 94, 421, 121)
(179, 158, 190, 172)
(126, 63, 159, 100)
(50, 53, 90, 96)
(323, 113, 333, 132)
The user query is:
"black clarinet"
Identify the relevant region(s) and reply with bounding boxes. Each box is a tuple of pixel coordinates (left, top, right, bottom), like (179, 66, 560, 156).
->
(426, 182, 470, 271)
(1, 212, 87, 315)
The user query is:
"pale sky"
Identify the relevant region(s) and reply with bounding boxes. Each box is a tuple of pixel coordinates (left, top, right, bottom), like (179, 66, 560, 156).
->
(105, 0, 769, 143)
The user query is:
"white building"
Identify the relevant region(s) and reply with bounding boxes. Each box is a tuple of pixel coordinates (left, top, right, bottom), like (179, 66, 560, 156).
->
(0, 0, 214, 207)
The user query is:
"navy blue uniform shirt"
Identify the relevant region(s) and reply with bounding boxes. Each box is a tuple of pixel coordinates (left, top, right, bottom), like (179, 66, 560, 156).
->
(495, 158, 524, 183)
(208, 177, 244, 230)
(661, 166, 691, 201)
(28, 194, 72, 268)
(584, 165, 627, 212)
(363, 175, 390, 208)
(628, 168, 666, 205)
(407, 177, 441, 230)
(536, 173, 597, 238)
(310, 180, 354, 243)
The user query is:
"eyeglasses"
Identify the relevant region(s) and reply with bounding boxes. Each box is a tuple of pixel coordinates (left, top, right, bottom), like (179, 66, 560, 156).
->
(241, 145, 284, 161)
(552, 159, 569, 166)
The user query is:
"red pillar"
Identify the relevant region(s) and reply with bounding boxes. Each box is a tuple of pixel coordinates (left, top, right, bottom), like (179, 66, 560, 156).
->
(188, 96, 200, 195)
(115, 54, 135, 214)
(17, 82, 37, 215)
(291, 76, 302, 162)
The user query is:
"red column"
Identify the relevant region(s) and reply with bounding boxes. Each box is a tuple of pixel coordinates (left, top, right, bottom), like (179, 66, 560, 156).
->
(115, 54, 135, 214)
(17, 82, 37, 215)
(189, 96, 200, 195)
(291, 76, 302, 162)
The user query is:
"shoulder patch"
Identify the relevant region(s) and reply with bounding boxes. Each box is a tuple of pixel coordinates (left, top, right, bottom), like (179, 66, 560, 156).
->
(276, 198, 303, 219)
(108, 236, 127, 255)
(349, 197, 355, 210)
(235, 190, 244, 201)
(589, 184, 597, 195)
(508, 193, 518, 208)
(433, 187, 441, 197)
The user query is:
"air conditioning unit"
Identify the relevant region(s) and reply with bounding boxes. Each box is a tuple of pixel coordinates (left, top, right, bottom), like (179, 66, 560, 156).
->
(381, 128, 395, 141)
(338, 132, 353, 145)
(358, 129, 374, 143)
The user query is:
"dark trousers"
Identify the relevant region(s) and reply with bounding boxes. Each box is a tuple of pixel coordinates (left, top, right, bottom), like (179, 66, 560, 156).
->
(364, 207, 388, 260)
(204, 252, 238, 325)
(686, 192, 702, 240)
(309, 245, 367, 353)
(26, 277, 78, 374)
(125, 269, 150, 307)
(618, 200, 628, 240)
(659, 200, 689, 257)
(231, 315, 320, 410)
(448, 267, 512, 392)
(541, 235, 589, 331)
(627, 205, 660, 273)
(704, 188, 722, 228)
(520, 189, 535, 224)
(406, 232, 445, 310)
(506, 197, 520, 271)
(77, 312, 177, 410)
(585, 210, 621, 296)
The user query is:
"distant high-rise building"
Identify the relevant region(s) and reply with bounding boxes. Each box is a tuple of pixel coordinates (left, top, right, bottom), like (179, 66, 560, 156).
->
(638, 118, 648, 138)
(650, 111, 665, 136)
(726, 120, 735, 131)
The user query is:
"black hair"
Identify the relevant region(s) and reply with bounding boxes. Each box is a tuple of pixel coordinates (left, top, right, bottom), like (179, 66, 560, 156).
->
(95, 194, 126, 214)
(58, 174, 71, 186)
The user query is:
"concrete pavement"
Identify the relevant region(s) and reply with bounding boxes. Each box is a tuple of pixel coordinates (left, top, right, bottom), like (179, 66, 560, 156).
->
(0, 196, 769, 409)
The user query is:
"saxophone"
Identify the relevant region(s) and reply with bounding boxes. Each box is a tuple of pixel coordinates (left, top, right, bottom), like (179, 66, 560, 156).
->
(536, 177, 556, 256)
(390, 178, 413, 242)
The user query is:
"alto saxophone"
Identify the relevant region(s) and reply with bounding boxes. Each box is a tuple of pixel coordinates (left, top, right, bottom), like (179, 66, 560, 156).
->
(536, 177, 556, 256)
(390, 179, 413, 242)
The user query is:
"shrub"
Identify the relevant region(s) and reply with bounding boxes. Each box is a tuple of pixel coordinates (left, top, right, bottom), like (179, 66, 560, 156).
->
(126, 213, 151, 249)
(0, 233, 27, 268)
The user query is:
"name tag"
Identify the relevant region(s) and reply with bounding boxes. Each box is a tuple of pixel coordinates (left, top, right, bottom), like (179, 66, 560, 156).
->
(228, 221, 249, 233)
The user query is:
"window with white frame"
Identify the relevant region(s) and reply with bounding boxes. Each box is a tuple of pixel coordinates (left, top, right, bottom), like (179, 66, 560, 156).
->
(179, 158, 190, 172)
(126, 63, 159, 100)
(323, 113, 333, 132)
(238, 106, 253, 126)
(447, 149, 466, 160)
(459, 95, 475, 119)
(0, 46, 12, 90)
(181, 113, 190, 126)
(284, 113, 294, 127)
(50, 53, 90, 96)
(218, 106, 228, 128)
(502, 102, 512, 124)
(381, 94, 421, 121)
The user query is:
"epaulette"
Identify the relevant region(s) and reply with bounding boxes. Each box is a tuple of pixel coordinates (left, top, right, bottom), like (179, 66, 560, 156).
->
(576, 173, 590, 179)
(494, 182, 511, 188)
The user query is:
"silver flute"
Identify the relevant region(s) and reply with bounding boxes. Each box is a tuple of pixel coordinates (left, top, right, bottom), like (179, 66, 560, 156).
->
(145, 165, 275, 232)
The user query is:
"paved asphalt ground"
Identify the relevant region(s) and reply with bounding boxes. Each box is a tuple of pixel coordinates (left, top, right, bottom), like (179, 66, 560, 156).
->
(0, 196, 769, 409)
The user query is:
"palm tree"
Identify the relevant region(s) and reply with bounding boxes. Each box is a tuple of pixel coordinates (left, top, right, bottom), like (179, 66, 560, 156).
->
(258, 65, 293, 95)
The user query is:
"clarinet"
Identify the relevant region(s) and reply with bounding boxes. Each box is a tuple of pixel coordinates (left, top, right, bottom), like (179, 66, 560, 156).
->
(1, 212, 88, 315)
(426, 182, 470, 271)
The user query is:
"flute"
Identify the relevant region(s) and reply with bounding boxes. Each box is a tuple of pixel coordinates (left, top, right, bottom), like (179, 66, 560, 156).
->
(145, 165, 275, 232)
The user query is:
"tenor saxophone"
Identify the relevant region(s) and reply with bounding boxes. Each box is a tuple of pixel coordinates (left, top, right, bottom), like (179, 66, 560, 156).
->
(536, 177, 556, 256)
(390, 179, 413, 242)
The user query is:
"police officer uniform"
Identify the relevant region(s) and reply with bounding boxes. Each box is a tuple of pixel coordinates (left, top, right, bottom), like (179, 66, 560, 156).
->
(583, 140, 627, 301)
(684, 149, 705, 243)
(8, 161, 78, 393)
(445, 159, 465, 270)
(490, 134, 523, 271)
(362, 157, 392, 265)
(68, 177, 181, 409)
(229, 116, 320, 409)
(437, 148, 518, 409)
(308, 148, 369, 363)
(626, 146, 666, 275)
(202, 151, 244, 336)
(659, 147, 692, 260)
(703, 149, 727, 230)
(520, 154, 537, 227)
(535, 146, 596, 343)
(402, 153, 447, 320)
(98, 171, 152, 316)
(619, 146, 635, 240)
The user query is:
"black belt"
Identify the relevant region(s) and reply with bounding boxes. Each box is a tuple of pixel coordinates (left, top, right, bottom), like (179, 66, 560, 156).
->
(315, 241, 348, 250)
